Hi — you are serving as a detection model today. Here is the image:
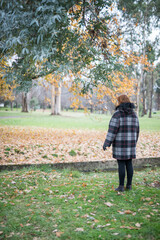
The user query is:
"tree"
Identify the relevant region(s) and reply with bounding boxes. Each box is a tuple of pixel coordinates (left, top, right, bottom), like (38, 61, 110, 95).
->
(1, 0, 157, 114)
(145, 41, 156, 118)
(154, 63, 160, 110)
(45, 73, 62, 115)
(0, 57, 17, 109)
(117, 0, 160, 116)
(0, 0, 132, 90)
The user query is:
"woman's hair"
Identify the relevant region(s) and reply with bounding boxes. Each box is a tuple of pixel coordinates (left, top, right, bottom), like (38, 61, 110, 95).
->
(117, 95, 130, 105)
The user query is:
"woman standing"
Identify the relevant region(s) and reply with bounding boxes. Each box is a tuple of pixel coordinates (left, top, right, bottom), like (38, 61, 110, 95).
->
(103, 95, 139, 192)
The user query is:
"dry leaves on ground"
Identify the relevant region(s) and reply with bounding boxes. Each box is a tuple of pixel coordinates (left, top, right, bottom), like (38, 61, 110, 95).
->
(0, 126, 159, 165)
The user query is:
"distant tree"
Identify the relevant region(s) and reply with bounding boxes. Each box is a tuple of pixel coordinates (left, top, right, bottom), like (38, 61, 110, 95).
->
(117, 0, 160, 116)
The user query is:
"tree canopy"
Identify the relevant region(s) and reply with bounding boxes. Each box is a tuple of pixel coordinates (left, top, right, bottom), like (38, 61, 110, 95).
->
(1, 0, 136, 92)
(0, 0, 159, 96)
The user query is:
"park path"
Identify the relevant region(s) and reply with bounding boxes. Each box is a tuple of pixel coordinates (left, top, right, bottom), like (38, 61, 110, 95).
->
(0, 116, 28, 119)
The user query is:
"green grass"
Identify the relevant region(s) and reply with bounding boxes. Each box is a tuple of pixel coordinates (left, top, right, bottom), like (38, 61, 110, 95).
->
(0, 109, 160, 131)
(0, 110, 111, 130)
(0, 166, 159, 239)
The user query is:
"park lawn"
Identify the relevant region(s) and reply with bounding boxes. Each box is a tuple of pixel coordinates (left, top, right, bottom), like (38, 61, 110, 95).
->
(0, 166, 160, 240)
(0, 110, 160, 131)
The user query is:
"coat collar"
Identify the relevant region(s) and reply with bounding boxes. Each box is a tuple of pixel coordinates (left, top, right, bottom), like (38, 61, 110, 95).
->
(115, 102, 135, 114)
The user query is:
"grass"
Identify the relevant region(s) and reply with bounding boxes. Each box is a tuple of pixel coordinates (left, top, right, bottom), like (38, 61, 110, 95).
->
(0, 109, 160, 131)
(0, 166, 160, 239)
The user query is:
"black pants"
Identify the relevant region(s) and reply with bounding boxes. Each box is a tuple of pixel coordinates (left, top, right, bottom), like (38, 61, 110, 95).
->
(117, 159, 133, 186)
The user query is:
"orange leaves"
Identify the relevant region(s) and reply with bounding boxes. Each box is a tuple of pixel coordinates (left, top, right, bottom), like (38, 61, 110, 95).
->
(95, 71, 136, 105)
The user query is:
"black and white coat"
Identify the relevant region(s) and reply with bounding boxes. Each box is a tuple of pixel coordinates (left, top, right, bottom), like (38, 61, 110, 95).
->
(104, 103, 139, 160)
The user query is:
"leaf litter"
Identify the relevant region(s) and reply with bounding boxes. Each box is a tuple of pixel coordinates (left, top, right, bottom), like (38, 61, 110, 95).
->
(0, 126, 159, 165)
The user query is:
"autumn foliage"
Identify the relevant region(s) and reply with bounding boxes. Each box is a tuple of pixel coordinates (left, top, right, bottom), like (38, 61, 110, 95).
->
(0, 59, 17, 101)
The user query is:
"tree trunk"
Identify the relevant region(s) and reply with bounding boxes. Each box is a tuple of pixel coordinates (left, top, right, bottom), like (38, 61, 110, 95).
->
(140, 56, 147, 117)
(51, 83, 61, 115)
(157, 93, 160, 110)
(141, 82, 147, 116)
(136, 78, 141, 116)
(22, 92, 28, 112)
(140, 19, 147, 117)
(51, 84, 55, 115)
(15, 101, 18, 109)
(54, 86, 61, 115)
(10, 101, 13, 111)
(148, 71, 154, 118)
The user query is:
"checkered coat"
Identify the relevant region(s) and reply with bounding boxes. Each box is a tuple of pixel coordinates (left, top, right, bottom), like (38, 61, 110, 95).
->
(104, 103, 139, 160)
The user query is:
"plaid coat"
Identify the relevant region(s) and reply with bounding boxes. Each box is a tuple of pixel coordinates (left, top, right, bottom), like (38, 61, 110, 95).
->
(104, 103, 139, 160)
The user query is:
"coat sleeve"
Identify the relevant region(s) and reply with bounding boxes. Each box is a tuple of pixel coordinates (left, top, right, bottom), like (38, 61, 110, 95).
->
(104, 112, 120, 147)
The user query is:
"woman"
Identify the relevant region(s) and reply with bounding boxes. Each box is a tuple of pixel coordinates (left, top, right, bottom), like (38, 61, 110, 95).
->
(103, 95, 139, 192)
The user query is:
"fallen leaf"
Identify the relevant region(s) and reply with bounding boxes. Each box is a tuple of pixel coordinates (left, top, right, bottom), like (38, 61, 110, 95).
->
(126, 234, 132, 238)
(104, 202, 114, 207)
(100, 195, 105, 198)
(145, 197, 151, 201)
(97, 224, 111, 228)
(56, 232, 64, 237)
(68, 194, 75, 200)
(94, 219, 99, 223)
(75, 228, 84, 232)
(82, 183, 87, 187)
(118, 211, 125, 215)
(135, 223, 141, 228)
(25, 223, 31, 226)
(124, 210, 133, 214)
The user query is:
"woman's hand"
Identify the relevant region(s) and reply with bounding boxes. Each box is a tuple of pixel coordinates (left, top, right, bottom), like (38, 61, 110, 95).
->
(103, 140, 108, 151)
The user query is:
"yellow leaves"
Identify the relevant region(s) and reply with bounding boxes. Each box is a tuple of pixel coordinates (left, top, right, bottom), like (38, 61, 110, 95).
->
(71, 21, 78, 27)
(73, 4, 82, 12)
(0, 77, 17, 101)
(70, 97, 82, 111)
(44, 97, 51, 104)
(44, 73, 61, 86)
(95, 71, 136, 106)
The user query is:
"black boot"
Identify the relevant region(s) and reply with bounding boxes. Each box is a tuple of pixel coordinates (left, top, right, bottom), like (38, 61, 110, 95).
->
(115, 185, 124, 192)
(126, 185, 132, 190)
